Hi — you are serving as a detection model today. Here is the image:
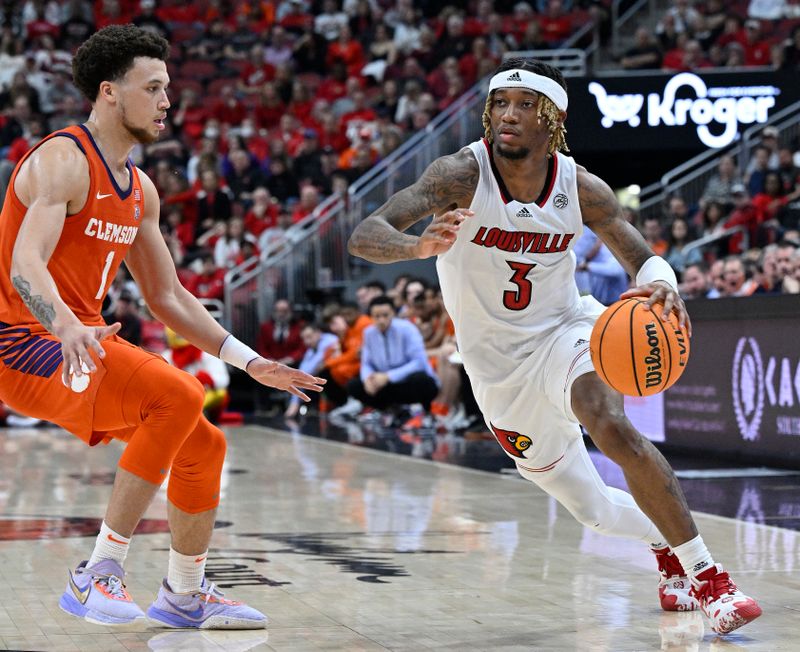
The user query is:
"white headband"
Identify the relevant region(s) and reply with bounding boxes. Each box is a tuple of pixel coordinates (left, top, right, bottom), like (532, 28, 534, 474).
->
(488, 69, 568, 112)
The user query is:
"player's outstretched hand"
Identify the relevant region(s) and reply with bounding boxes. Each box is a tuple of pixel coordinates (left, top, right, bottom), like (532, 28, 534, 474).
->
(620, 281, 692, 336)
(415, 208, 473, 259)
(58, 321, 121, 386)
(247, 357, 326, 402)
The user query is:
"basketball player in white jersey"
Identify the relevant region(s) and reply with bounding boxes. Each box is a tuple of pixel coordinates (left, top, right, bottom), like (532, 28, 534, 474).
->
(348, 59, 761, 635)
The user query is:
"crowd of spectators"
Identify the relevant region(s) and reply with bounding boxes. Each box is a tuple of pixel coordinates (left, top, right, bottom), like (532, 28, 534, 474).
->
(0, 0, 592, 309)
(619, 0, 800, 71)
(254, 275, 478, 431)
(628, 125, 800, 300)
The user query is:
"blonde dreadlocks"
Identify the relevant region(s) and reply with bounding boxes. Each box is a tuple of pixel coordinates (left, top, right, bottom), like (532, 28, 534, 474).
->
(482, 91, 569, 157)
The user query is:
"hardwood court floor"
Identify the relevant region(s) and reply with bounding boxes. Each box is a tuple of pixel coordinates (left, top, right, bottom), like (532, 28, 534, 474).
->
(0, 424, 797, 651)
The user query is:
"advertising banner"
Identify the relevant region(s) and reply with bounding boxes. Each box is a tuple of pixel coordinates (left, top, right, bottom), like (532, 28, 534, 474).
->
(567, 70, 800, 153)
(624, 299, 800, 466)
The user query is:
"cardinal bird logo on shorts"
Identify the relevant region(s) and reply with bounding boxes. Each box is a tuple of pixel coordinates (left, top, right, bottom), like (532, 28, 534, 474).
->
(490, 423, 532, 459)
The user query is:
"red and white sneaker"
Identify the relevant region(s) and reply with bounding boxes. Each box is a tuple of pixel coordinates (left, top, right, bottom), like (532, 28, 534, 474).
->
(689, 564, 762, 634)
(653, 546, 699, 612)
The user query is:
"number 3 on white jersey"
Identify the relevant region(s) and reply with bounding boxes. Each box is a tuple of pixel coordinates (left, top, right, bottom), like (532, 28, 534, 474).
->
(95, 251, 114, 300)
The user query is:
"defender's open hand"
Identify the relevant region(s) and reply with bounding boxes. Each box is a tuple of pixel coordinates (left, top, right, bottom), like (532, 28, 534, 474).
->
(246, 358, 326, 402)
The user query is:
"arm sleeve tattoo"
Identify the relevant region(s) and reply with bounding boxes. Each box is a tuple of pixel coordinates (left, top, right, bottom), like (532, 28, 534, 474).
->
(347, 150, 479, 263)
(12, 275, 56, 331)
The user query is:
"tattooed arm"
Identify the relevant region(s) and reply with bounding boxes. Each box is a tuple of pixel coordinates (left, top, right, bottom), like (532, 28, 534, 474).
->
(11, 138, 120, 384)
(347, 147, 480, 263)
(578, 166, 691, 330)
(577, 166, 652, 278)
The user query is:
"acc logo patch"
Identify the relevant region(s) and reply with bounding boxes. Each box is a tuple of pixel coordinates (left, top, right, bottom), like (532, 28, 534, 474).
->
(490, 423, 532, 459)
(553, 193, 568, 209)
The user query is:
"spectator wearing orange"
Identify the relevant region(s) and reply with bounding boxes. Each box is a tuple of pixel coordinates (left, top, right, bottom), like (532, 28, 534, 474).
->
(642, 216, 669, 256)
(337, 127, 380, 170)
(319, 303, 372, 407)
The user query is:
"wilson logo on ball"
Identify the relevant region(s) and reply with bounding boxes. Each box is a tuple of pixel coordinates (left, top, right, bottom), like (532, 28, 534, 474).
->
(643, 322, 663, 389)
(590, 298, 690, 396)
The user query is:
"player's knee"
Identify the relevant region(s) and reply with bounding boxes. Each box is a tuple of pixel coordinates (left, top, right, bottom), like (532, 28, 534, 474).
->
(568, 502, 609, 532)
(171, 374, 206, 416)
(205, 422, 227, 470)
(590, 416, 647, 464)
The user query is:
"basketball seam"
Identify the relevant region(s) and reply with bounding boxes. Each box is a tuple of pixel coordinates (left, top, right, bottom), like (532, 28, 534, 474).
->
(629, 298, 643, 396)
(596, 298, 634, 391)
(652, 312, 673, 391)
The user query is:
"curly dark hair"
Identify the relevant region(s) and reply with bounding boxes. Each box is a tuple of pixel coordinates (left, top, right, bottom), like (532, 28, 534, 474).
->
(72, 24, 170, 102)
(482, 57, 569, 156)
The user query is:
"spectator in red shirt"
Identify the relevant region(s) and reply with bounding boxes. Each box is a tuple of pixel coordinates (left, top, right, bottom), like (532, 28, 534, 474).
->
(94, 0, 131, 29)
(185, 255, 226, 301)
(340, 89, 377, 132)
(326, 24, 365, 77)
(211, 84, 247, 126)
(244, 187, 280, 236)
(459, 36, 498, 86)
(539, 0, 573, 47)
(257, 299, 306, 366)
(172, 87, 209, 142)
(238, 43, 276, 94)
(743, 19, 771, 66)
(291, 185, 321, 224)
(5, 115, 46, 164)
(287, 81, 315, 124)
(317, 61, 349, 102)
(253, 82, 286, 130)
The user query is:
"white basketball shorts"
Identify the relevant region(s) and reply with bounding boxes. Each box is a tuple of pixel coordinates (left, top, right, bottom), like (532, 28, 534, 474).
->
(471, 295, 606, 472)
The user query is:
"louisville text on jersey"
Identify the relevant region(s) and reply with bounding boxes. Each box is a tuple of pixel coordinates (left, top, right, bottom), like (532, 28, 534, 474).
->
(470, 226, 574, 255)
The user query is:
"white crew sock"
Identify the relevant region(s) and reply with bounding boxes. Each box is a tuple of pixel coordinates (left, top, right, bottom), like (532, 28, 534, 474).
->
(167, 547, 207, 593)
(672, 535, 715, 577)
(87, 521, 131, 568)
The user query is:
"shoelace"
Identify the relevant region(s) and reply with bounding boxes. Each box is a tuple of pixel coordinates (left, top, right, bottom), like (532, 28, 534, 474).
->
(696, 570, 736, 600)
(77, 568, 128, 598)
(656, 550, 685, 579)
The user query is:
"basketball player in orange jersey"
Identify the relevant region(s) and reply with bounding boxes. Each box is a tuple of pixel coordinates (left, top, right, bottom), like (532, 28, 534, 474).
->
(0, 25, 325, 628)
(349, 58, 761, 635)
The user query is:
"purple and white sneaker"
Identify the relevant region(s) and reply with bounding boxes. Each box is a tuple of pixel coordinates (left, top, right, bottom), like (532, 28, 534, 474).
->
(146, 578, 267, 629)
(58, 559, 145, 625)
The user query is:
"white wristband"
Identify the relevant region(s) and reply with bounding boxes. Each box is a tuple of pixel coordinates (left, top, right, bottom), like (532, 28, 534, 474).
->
(635, 255, 678, 292)
(219, 334, 260, 371)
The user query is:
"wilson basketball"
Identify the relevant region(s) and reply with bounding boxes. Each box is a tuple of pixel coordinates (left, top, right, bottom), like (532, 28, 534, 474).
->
(590, 298, 690, 396)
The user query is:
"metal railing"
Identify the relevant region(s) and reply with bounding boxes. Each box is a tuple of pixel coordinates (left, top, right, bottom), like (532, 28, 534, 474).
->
(223, 48, 591, 336)
(638, 98, 800, 221)
(611, 0, 652, 54)
(682, 225, 750, 261)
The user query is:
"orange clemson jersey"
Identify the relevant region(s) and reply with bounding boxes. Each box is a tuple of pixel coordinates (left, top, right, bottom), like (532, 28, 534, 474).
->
(0, 124, 144, 336)
(0, 125, 143, 382)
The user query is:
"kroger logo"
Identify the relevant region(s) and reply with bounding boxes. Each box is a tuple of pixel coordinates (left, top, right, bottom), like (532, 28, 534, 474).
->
(588, 73, 779, 148)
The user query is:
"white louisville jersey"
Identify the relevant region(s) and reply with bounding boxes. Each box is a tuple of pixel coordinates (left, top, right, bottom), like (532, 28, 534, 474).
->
(436, 139, 585, 386)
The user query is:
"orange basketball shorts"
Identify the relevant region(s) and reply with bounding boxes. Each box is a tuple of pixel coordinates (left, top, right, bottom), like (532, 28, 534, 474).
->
(0, 331, 226, 513)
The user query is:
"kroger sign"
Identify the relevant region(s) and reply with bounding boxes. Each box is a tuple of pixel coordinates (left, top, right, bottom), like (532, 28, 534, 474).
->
(588, 73, 780, 149)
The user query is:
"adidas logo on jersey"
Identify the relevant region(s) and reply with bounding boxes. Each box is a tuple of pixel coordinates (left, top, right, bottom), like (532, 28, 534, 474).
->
(516, 207, 532, 218)
(574, 338, 588, 348)
(506, 71, 522, 82)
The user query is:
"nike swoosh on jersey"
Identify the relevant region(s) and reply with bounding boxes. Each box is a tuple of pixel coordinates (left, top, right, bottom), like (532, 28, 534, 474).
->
(69, 573, 91, 604)
(96, 192, 113, 199)
(164, 598, 206, 620)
